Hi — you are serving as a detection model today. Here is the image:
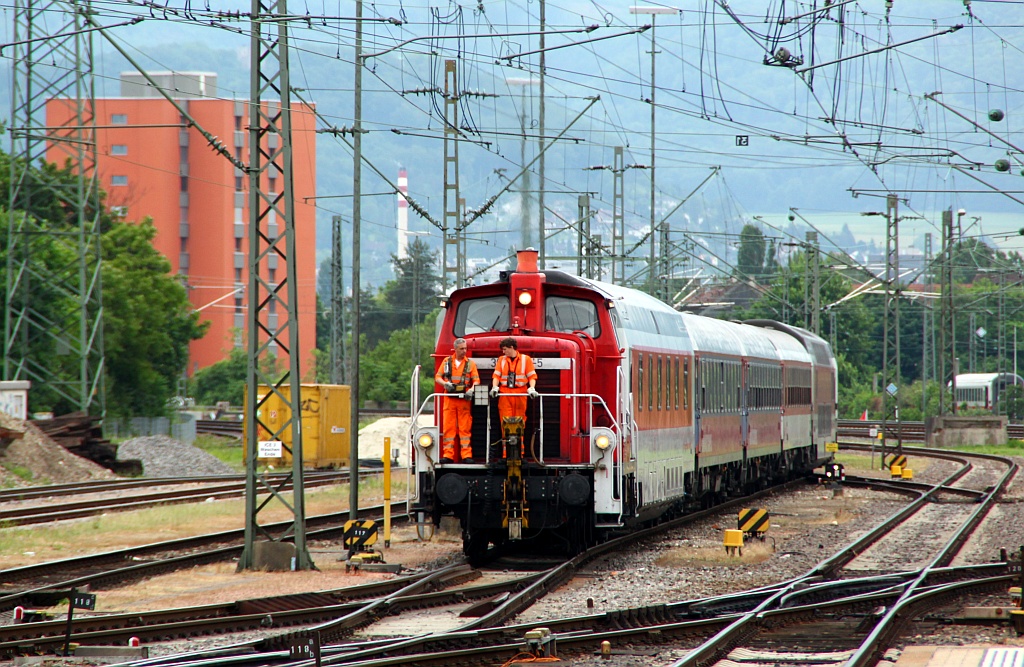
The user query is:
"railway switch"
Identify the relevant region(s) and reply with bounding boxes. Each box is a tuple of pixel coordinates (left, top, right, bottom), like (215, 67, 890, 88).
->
(524, 627, 557, 658)
(724, 529, 744, 556)
(342, 520, 402, 573)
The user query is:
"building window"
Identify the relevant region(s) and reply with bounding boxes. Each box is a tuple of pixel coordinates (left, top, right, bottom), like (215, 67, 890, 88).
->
(180, 176, 188, 192)
(235, 268, 243, 282)
(111, 114, 128, 125)
(111, 206, 127, 217)
(111, 144, 128, 156)
(235, 176, 243, 191)
(111, 175, 128, 186)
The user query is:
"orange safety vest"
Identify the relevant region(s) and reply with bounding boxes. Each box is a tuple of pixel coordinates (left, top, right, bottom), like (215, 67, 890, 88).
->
(493, 352, 536, 393)
(436, 355, 479, 390)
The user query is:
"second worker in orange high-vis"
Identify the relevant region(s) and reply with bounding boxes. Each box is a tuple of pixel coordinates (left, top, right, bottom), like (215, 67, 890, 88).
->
(489, 336, 538, 429)
(435, 337, 480, 463)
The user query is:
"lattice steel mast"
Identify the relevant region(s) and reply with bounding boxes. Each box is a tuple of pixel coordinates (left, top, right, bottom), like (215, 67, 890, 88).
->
(6, 0, 105, 414)
(238, 0, 313, 571)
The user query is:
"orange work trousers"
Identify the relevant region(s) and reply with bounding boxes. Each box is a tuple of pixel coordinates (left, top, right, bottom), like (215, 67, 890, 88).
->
(441, 398, 473, 460)
(497, 394, 528, 427)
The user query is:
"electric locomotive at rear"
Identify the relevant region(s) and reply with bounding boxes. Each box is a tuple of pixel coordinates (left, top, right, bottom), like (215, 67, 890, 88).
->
(409, 249, 837, 562)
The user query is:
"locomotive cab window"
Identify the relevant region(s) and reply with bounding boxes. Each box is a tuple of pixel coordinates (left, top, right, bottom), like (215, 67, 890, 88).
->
(453, 296, 509, 336)
(545, 296, 600, 336)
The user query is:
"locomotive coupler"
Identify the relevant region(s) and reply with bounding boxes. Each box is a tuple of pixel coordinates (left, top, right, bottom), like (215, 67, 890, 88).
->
(501, 417, 528, 540)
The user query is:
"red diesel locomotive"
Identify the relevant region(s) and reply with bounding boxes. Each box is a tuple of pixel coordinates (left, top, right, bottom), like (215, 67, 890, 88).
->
(409, 250, 837, 562)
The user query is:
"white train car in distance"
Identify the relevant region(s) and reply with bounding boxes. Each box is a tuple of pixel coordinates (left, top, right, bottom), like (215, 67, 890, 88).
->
(954, 373, 1024, 410)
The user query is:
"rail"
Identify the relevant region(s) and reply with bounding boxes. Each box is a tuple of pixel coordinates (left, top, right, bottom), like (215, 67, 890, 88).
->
(837, 418, 1024, 441)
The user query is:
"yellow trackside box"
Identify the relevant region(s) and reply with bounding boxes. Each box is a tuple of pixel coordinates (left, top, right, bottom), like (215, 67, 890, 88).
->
(244, 384, 351, 469)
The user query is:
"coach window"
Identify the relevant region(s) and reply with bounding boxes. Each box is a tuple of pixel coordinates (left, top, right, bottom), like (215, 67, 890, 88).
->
(682, 359, 689, 409)
(657, 356, 663, 410)
(637, 353, 644, 412)
(453, 296, 509, 336)
(648, 354, 654, 411)
(673, 357, 679, 409)
(546, 296, 600, 337)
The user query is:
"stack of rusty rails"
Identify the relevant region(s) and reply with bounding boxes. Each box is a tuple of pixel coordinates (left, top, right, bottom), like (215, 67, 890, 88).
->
(196, 419, 243, 438)
(0, 427, 23, 455)
(31, 412, 142, 476)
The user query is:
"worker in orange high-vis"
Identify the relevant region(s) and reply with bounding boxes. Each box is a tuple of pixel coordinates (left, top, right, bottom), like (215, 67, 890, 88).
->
(435, 337, 480, 463)
(489, 336, 538, 431)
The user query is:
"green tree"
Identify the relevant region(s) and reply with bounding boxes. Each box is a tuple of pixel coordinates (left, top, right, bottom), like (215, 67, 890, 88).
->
(1, 150, 204, 417)
(362, 238, 441, 349)
(735, 223, 766, 282)
(189, 347, 249, 406)
(358, 312, 439, 404)
(102, 219, 208, 417)
(188, 346, 283, 406)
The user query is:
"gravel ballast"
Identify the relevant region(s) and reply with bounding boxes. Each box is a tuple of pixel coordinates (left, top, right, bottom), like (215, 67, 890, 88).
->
(117, 435, 237, 477)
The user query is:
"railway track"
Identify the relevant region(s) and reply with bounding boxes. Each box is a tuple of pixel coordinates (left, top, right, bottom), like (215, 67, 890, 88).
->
(110, 445, 1017, 667)
(4, 445, 1018, 665)
(837, 418, 1024, 441)
(0, 502, 410, 613)
(0, 470, 399, 527)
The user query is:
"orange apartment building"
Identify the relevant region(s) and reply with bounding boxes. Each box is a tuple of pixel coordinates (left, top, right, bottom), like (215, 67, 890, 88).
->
(47, 72, 318, 377)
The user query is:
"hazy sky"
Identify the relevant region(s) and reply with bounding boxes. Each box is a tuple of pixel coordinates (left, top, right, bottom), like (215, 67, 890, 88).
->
(4, 1, 1023, 275)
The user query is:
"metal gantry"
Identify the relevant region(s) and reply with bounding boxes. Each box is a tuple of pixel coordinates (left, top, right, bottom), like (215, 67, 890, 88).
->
(238, 0, 313, 571)
(612, 147, 625, 284)
(442, 60, 464, 290)
(805, 231, 820, 335)
(881, 194, 901, 464)
(330, 215, 347, 385)
(939, 208, 957, 414)
(6, 0, 105, 415)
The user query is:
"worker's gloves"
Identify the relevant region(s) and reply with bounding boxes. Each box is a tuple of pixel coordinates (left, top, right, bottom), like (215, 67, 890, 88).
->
(527, 388, 539, 399)
(443, 382, 456, 392)
(490, 387, 500, 398)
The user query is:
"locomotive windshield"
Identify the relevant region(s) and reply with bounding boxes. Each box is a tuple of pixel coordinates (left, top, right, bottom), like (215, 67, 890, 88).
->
(454, 296, 509, 335)
(545, 296, 600, 336)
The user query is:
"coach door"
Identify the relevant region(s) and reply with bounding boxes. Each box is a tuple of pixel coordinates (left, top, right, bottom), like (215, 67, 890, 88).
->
(740, 360, 749, 475)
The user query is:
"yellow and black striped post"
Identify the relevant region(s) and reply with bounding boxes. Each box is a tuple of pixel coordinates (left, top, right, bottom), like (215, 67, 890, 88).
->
(738, 508, 769, 539)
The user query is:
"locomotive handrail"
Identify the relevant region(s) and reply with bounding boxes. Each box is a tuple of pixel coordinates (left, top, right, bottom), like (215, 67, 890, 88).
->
(407, 390, 621, 465)
(408, 365, 421, 519)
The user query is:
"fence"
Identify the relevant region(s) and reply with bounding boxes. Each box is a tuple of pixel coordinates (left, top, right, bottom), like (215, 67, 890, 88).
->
(104, 413, 197, 444)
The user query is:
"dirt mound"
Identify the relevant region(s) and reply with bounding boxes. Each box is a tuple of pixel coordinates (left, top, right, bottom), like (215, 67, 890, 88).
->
(358, 416, 432, 467)
(0, 411, 114, 486)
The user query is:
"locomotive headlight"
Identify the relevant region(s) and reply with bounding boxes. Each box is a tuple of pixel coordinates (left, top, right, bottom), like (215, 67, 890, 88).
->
(591, 427, 616, 462)
(518, 290, 533, 306)
(415, 428, 436, 449)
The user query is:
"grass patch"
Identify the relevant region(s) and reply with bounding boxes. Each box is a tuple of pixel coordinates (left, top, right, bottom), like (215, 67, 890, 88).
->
(655, 541, 774, 567)
(0, 475, 409, 565)
(948, 441, 1024, 456)
(192, 434, 245, 472)
(2, 465, 33, 482)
